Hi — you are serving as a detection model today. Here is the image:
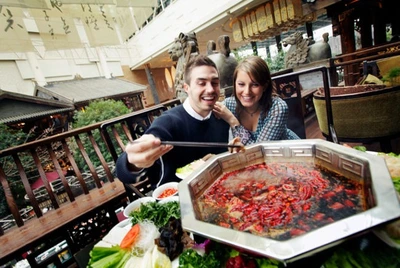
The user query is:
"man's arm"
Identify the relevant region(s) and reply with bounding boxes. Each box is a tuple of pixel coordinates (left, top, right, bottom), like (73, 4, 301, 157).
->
(115, 134, 173, 184)
(115, 151, 147, 184)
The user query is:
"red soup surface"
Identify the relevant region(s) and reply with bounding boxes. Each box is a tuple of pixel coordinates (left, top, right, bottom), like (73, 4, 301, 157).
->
(197, 162, 364, 241)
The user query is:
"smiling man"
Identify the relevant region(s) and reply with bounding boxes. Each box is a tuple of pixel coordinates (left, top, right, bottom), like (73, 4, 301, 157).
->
(116, 54, 230, 189)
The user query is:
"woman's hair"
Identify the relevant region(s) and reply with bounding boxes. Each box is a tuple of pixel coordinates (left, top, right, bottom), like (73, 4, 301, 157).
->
(233, 56, 273, 118)
(184, 54, 218, 84)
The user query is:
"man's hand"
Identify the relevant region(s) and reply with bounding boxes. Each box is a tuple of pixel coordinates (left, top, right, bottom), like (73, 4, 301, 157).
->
(125, 134, 173, 170)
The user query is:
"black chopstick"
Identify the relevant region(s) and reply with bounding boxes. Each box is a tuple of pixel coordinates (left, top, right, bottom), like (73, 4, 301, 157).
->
(160, 141, 242, 148)
(130, 140, 242, 148)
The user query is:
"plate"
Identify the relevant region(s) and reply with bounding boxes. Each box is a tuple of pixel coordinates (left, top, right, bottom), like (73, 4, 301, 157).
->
(123, 197, 156, 217)
(373, 228, 400, 249)
(175, 159, 205, 180)
(114, 218, 131, 229)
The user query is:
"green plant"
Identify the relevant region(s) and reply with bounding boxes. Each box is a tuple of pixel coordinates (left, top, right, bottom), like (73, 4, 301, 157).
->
(382, 67, 400, 85)
(264, 50, 286, 74)
(71, 99, 131, 170)
(0, 124, 32, 218)
(233, 48, 286, 74)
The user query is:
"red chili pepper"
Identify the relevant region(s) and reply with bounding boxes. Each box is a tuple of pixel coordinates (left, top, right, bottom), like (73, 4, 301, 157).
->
(158, 188, 177, 198)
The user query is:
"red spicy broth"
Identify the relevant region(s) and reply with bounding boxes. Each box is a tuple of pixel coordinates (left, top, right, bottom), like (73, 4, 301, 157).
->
(197, 162, 364, 241)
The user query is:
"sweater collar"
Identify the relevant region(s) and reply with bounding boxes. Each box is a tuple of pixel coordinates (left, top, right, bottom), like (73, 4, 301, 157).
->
(183, 99, 212, 121)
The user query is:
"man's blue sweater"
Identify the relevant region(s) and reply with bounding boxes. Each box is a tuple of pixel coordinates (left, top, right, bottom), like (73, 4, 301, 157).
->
(116, 105, 230, 188)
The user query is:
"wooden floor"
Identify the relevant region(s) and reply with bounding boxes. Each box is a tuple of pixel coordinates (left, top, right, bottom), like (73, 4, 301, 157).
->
(304, 112, 400, 153)
(304, 113, 324, 140)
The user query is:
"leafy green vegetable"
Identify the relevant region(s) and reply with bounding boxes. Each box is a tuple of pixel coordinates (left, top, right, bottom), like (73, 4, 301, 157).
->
(129, 200, 180, 228)
(255, 258, 281, 268)
(179, 242, 281, 268)
(323, 239, 400, 268)
(88, 245, 130, 268)
(178, 249, 223, 268)
(353, 146, 367, 152)
(392, 177, 400, 194)
(176, 163, 192, 175)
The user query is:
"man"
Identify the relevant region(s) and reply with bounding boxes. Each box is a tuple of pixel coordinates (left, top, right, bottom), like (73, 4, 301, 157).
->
(116, 54, 231, 189)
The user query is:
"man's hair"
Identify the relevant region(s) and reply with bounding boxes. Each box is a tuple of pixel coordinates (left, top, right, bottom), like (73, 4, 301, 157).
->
(184, 54, 218, 84)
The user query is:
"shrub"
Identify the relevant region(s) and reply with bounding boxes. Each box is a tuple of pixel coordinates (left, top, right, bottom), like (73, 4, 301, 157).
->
(71, 99, 131, 170)
(0, 124, 32, 218)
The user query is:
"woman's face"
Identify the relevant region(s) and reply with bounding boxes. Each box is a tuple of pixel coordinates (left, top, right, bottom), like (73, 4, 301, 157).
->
(235, 70, 264, 109)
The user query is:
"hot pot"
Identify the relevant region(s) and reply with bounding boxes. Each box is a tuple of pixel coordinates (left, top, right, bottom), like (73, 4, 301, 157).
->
(178, 139, 400, 262)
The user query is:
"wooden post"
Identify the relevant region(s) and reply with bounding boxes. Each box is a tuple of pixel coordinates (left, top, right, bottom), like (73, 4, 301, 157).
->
(251, 41, 258, 56)
(359, 12, 373, 48)
(144, 64, 160, 105)
(275, 35, 282, 52)
(306, 21, 314, 41)
(339, 10, 358, 86)
(266, 45, 271, 59)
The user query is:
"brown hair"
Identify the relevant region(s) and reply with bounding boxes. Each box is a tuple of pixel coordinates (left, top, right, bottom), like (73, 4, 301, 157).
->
(184, 54, 218, 84)
(233, 56, 273, 118)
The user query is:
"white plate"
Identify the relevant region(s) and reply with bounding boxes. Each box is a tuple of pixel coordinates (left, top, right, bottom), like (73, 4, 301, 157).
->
(175, 172, 187, 180)
(175, 159, 205, 180)
(114, 218, 131, 229)
(373, 228, 400, 249)
(123, 196, 156, 217)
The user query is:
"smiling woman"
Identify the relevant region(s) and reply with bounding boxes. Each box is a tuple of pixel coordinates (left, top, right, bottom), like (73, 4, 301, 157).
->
(214, 55, 300, 145)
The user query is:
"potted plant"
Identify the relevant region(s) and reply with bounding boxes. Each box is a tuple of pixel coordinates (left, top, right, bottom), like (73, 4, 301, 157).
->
(382, 67, 400, 86)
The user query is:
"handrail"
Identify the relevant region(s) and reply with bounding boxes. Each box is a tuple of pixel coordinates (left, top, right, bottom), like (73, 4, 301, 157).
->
(328, 41, 400, 86)
(332, 40, 400, 61)
(0, 98, 181, 264)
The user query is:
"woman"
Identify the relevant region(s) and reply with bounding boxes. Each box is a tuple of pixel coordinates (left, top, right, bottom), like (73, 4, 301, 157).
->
(213, 55, 299, 145)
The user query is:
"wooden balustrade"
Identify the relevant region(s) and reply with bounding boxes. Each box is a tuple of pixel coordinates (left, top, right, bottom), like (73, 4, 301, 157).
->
(0, 99, 181, 266)
(328, 40, 400, 86)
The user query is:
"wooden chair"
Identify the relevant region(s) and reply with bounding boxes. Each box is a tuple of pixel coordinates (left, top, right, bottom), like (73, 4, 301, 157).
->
(272, 75, 307, 139)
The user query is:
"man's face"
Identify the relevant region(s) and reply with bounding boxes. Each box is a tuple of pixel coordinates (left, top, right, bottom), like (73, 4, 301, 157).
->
(184, 65, 220, 117)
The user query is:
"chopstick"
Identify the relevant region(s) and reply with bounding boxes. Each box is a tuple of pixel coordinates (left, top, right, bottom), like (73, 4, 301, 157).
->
(161, 141, 242, 148)
(130, 140, 242, 148)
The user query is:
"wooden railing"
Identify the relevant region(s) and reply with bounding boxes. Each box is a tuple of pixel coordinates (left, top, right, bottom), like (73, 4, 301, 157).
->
(0, 99, 181, 266)
(328, 40, 400, 86)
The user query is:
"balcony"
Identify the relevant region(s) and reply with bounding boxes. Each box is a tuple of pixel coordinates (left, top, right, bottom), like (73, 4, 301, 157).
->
(0, 99, 180, 267)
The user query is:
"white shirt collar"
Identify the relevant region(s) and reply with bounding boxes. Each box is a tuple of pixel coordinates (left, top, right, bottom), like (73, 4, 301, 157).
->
(183, 99, 212, 121)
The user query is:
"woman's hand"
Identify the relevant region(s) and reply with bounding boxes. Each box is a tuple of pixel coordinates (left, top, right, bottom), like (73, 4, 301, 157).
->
(229, 137, 245, 153)
(125, 134, 173, 170)
(213, 102, 239, 127)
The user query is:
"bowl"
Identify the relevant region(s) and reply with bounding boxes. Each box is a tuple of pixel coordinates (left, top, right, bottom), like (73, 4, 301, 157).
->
(152, 182, 179, 201)
(123, 196, 156, 217)
(158, 195, 179, 205)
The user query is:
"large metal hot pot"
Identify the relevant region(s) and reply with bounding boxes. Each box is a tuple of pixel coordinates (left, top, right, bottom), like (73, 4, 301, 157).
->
(178, 139, 400, 262)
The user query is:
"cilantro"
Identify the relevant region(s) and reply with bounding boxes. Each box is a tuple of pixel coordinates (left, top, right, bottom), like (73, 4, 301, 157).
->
(129, 200, 180, 228)
(179, 249, 222, 268)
